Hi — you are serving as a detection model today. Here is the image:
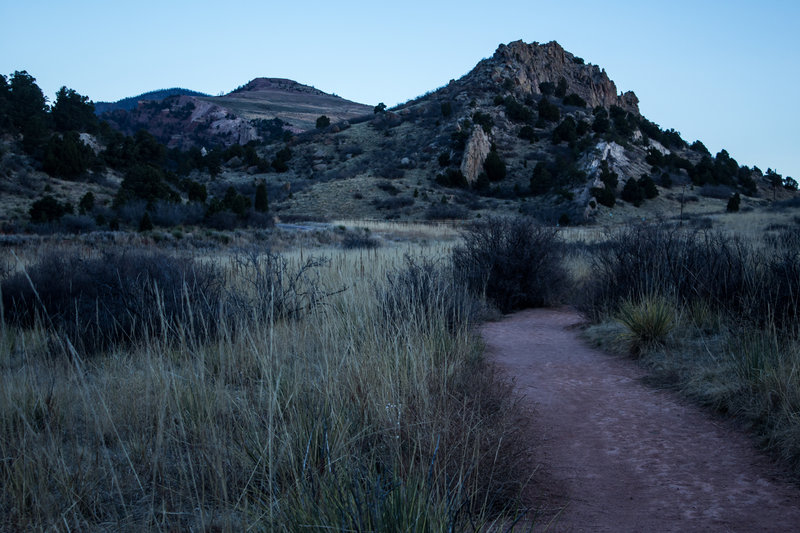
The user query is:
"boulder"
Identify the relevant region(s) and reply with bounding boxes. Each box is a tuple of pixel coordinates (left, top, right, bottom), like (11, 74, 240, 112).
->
(460, 126, 491, 183)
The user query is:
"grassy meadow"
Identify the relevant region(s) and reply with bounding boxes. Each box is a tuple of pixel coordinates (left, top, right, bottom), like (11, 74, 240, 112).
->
(2, 215, 800, 531)
(0, 233, 534, 531)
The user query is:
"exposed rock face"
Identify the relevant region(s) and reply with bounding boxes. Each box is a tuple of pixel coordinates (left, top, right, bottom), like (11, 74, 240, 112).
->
(465, 40, 639, 115)
(460, 126, 491, 183)
(102, 95, 259, 149)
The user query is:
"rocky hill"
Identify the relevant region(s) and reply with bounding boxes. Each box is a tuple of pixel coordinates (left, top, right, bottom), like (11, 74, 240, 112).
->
(251, 40, 790, 224)
(2, 40, 797, 234)
(100, 78, 372, 149)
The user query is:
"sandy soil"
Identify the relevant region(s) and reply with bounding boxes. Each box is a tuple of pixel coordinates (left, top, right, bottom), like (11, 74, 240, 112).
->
(481, 308, 800, 532)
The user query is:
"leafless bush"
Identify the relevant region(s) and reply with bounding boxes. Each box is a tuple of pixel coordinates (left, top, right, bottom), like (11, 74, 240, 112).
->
(453, 216, 567, 313)
(379, 255, 482, 331)
(2, 250, 224, 353)
(227, 248, 345, 321)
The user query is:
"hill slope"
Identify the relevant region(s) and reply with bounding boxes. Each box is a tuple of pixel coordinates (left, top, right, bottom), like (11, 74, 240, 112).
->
(100, 78, 371, 149)
(253, 40, 788, 224)
(94, 88, 211, 114)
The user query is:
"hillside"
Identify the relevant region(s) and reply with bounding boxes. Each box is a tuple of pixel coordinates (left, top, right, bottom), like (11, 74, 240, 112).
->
(211, 78, 373, 132)
(99, 78, 372, 149)
(244, 40, 795, 225)
(94, 88, 211, 114)
(1, 40, 798, 233)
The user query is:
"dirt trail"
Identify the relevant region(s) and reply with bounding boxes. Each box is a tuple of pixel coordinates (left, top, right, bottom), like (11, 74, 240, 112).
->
(481, 308, 800, 532)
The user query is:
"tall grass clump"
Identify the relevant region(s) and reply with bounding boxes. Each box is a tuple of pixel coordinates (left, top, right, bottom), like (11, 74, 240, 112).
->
(0, 243, 534, 531)
(453, 216, 567, 313)
(616, 295, 676, 356)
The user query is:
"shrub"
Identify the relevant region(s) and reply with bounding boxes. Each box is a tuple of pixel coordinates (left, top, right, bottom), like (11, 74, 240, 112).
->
(138, 211, 153, 232)
(116, 164, 179, 205)
(727, 192, 741, 212)
(562, 93, 587, 107)
(1, 250, 223, 353)
(42, 131, 94, 179)
(254, 181, 269, 212)
(538, 81, 555, 96)
(483, 149, 506, 182)
(552, 116, 578, 144)
(617, 296, 676, 356)
(639, 175, 659, 199)
(440, 101, 452, 117)
(555, 77, 568, 98)
(373, 197, 414, 210)
(621, 178, 645, 206)
(272, 146, 292, 172)
(502, 96, 533, 122)
(227, 249, 343, 321)
(435, 168, 467, 189)
(580, 225, 800, 331)
(452, 217, 567, 313)
(379, 255, 481, 332)
(78, 191, 95, 214)
(472, 111, 494, 134)
(341, 231, 379, 249)
(530, 162, 553, 195)
(537, 97, 560, 123)
(29, 195, 72, 223)
(591, 186, 615, 208)
(315, 115, 331, 129)
(518, 125, 536, 142)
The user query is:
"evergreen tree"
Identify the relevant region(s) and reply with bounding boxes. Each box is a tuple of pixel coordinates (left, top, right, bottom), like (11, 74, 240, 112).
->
(483, 148, 506, 182)
(530, 162, 552, 195)
(42, 131, 93, 179)
(315, 115, 330, 129)
(8, 71, 48, 132)
(138, 211, 154, 232)
(726, 192, 741, 212)
(555, 77, 568, 98)
(254, 182, 269, 212)
(0, 74, 10, 132)
(79, 191, 95, 214)
(621, 178, 645, 206)
(52, 86, 97, 132)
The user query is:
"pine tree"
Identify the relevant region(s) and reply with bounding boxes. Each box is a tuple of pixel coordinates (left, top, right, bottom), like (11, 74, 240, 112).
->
(254, 182, 269, 212)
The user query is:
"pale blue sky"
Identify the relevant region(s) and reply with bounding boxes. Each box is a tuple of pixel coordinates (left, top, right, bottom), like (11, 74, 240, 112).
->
(2, 0, 797, 179)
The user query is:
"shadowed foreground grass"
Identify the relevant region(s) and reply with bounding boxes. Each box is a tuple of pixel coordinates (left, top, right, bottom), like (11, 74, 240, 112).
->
(0, 244, 533, 531)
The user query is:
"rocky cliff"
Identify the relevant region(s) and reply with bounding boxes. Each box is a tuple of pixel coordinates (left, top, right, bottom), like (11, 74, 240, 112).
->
(463, 40, 639, 115)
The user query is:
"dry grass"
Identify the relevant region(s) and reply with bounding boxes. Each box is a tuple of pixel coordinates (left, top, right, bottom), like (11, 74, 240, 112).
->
(576, 224, 800, 476)
(0, 240, 534, 531)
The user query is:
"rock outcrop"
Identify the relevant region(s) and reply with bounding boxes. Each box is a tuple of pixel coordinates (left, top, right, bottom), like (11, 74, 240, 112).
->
(464, 40, 639, 115)
(460, 125, 491, 183)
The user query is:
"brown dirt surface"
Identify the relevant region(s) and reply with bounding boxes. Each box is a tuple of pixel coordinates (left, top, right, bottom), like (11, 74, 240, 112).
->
(481, 308, 800, 532)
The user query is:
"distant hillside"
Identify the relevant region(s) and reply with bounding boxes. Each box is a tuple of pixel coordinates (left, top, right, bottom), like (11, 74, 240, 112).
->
(99, 78, 372, 148)
(94, 88, 211, 115)
(2, 40, 797, 233)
